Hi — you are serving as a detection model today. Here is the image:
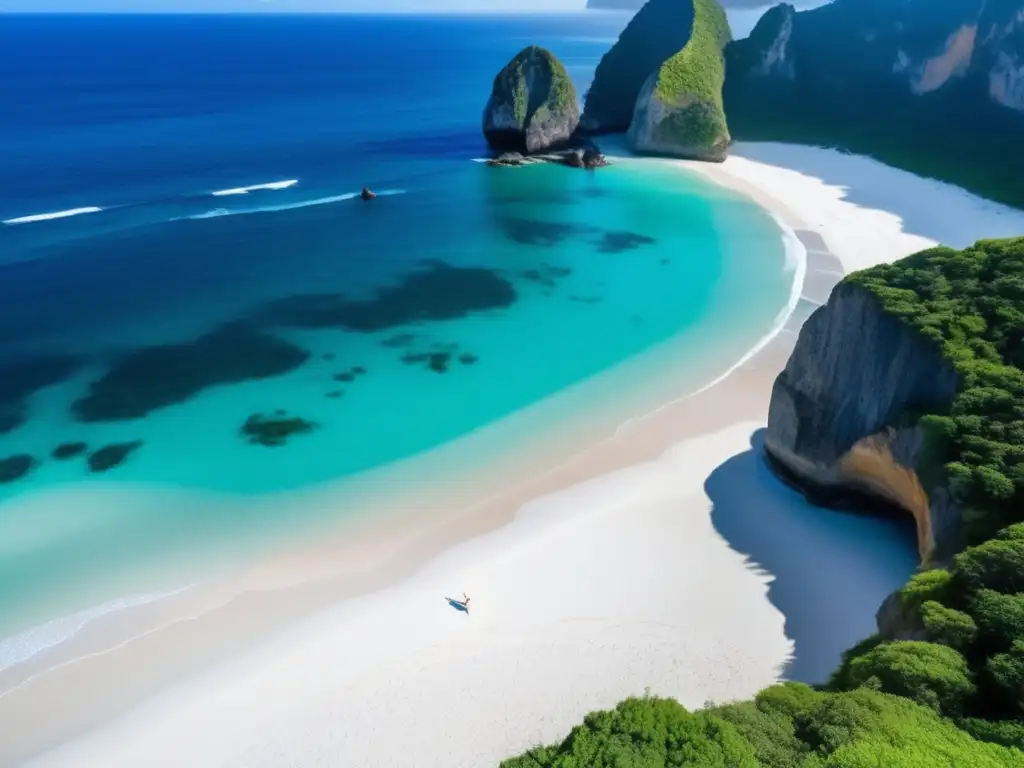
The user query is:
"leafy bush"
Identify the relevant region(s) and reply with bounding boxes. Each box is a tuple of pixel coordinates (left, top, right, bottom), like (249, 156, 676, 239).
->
(498, 695, 758, 768)
(843, 642, 975, 717)
(920, 601, 978, 651)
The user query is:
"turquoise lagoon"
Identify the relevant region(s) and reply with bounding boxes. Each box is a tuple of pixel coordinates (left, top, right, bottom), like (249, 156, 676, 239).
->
(0, 159, 797, 650)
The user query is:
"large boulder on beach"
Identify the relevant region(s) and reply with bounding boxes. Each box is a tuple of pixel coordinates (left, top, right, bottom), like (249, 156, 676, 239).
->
(483, 46, 580, 153)
(627, 0, 732, 161)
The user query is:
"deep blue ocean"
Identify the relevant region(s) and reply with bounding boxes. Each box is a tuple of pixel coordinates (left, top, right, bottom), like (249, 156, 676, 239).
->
(0, 13, 805, 652)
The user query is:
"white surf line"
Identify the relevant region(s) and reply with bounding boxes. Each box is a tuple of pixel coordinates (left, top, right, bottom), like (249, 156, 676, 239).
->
(211, 180, 299, 197)
(3, 207, 103, 225)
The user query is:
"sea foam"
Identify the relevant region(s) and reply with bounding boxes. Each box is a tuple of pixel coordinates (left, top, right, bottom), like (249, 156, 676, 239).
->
(3, 207, 103, 225)
(0, 585, 193, 673)
(211, 180, 299, 197)
(188, 189, 406, 220)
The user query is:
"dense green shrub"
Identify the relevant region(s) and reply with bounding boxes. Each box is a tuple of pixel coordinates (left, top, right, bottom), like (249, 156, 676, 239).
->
(843, 641, 976, 717)
(900, 568, 952, 609)
(498, 695, 759, 768)
(920, 601, 978, 651)
(973, 590, 1024, 652)
(505, 687, 1024, 766)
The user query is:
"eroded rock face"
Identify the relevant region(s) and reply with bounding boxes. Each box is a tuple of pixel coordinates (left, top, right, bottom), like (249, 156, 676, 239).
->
(764, 282, 963, 562)
(580, 0, 697, 134)
(483, 46, 580, 154)
(627, 71, 730, 161)
(626, 0, 732, 161)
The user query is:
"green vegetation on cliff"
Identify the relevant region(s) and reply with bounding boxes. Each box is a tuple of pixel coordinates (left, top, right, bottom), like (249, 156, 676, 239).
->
(502, 238, 1024, 763)
(642, 0, 731, 153)
(581, 0, 697, 132)
(654, 0, 730, 112)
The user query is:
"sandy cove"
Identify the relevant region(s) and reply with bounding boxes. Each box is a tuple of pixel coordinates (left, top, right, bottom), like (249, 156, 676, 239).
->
(8, 143, 1024, 767)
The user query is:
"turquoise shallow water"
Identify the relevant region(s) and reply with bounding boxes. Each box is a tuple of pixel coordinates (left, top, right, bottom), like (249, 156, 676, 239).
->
(0, 159, 795, 644)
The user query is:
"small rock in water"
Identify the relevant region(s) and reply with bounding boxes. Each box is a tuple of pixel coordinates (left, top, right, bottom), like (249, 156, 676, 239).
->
(322, 353, 336, 361)
(241, 413, 317, 447)
(487, 152, 528, 168)
(361, 187, 377, 201)
(459, 353, 479, 365)
(52, 442, 88, 460)
(333, 372, 356, 383)
(88, 441, 143, 473)
(400, 352, 430, 365)
(0, 454, 36, 484)
(351, 366, 367, 376)
(325, 391, 344, 399)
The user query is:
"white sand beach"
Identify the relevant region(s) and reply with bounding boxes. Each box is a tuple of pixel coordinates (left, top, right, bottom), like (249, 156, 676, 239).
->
(11, 144, 1024, 768)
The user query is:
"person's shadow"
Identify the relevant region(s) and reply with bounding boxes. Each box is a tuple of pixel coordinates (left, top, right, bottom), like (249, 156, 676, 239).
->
(706, 428, 918, 684)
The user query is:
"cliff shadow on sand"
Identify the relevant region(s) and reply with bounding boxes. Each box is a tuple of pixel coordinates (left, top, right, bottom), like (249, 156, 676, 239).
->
(706, 428, 918, 684)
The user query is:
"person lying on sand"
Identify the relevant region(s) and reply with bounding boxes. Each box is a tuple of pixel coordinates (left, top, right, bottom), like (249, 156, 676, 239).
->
(446, 593, 471, 612)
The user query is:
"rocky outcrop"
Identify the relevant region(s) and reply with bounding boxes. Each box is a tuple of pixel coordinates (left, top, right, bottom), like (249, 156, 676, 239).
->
(483, 47, 580, 154)
(626, 0, 732, 160)
(764, 282, 964, 563)
(580, 0, 698, 133)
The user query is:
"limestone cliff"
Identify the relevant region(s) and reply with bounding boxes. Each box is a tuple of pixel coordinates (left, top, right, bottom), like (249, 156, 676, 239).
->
(764, 282, 964, 563)
(580, 0, 698, 134)
(482, 47, 580, 154)
(723, 0, 1024, 206)
(627, 0, 732, 160)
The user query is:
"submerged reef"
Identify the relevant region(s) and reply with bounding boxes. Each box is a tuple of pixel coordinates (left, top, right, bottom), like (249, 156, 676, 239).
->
(0, 355, 80, 434)
(0, 454, 36, 484)
(241, 413, 318, 447)
(52, 442, 88, 460)
(499, 217, 597, 247)
(598, 231, 657, 254)
(72, 323, 310, 422)
(87, 441, 142, 473)
(253, 262, 516, 332)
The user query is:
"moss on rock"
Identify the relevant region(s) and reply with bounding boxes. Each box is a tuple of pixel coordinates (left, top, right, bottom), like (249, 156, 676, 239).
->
(483, 46, 580, 153)
(627, 0, 732, 161)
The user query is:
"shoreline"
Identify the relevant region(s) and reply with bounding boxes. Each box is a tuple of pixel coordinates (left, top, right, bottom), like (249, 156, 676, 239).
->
(9, 143, 1024, 767)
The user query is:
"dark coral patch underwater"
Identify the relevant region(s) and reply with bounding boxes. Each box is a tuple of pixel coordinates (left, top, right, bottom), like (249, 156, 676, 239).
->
(88, 441, 143, 473)
(241, 413, 318, 447)
(597, 231, 657, 254)
(252, 262, 516, 332)
(0, 355, 80, 434)
(72, 323, 310, 422)
(498, 217, 598, 247)
(0, 454, 36, 484)
(52, 442, 88, 460)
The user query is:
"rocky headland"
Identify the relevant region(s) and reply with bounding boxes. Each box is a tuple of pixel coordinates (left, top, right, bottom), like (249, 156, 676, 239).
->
(724, 0, 1024, 205)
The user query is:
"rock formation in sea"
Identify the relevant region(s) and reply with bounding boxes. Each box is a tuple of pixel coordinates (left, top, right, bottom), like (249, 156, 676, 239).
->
(581, 0, 698, 134)
(627, 0, 732, 161)
(764, 281, 963, 566)
(482, 46, 580, 154)
(724, 0, 1024, 204)
(581, 0, 732, 160)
